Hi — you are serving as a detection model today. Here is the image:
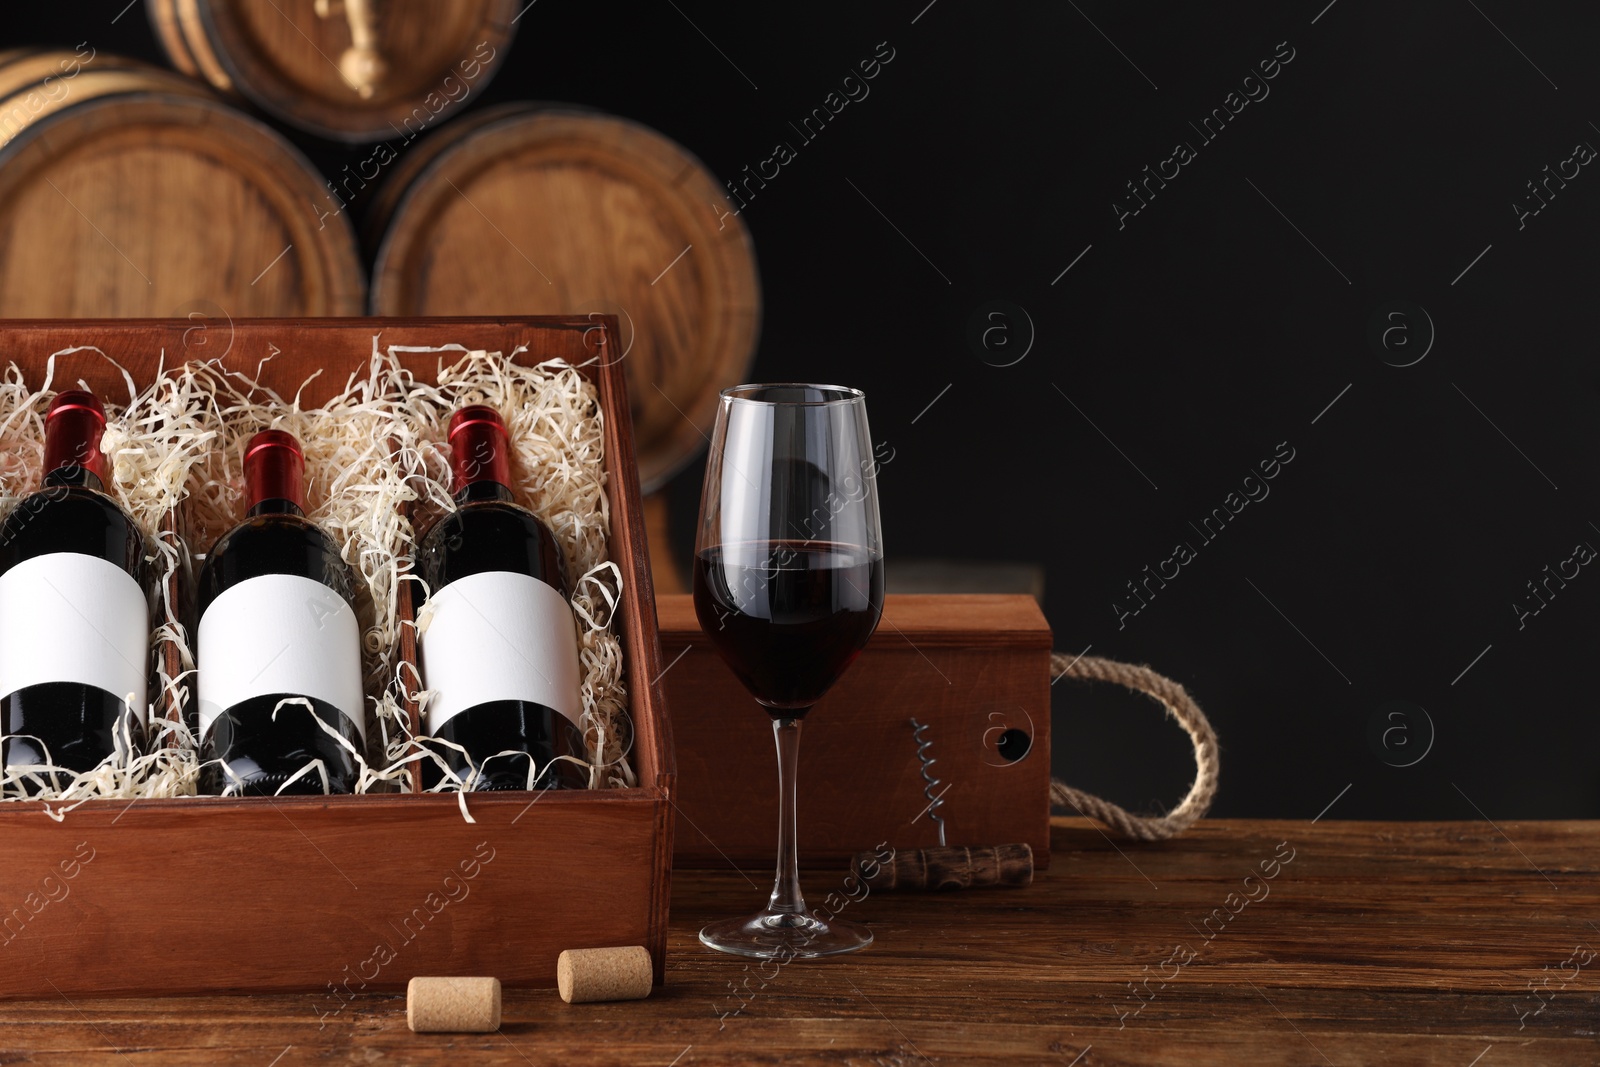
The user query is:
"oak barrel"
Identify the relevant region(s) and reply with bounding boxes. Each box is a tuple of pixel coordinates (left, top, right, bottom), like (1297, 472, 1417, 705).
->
(0, 47, 212, 143)
(0, 50, 364, 318)
(368, 103, 762, 496)
(147, 0, 519, 143)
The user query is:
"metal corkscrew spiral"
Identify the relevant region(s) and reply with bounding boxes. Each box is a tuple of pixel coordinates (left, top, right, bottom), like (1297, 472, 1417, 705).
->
(910, 718, 947, 846)
(848, 720, 1036, 891)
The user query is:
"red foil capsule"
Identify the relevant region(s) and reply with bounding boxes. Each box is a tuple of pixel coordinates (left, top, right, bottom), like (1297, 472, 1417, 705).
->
(43, 390, 110, 484)
(244, 429, 306, 510)
(448, 405, 512, 491)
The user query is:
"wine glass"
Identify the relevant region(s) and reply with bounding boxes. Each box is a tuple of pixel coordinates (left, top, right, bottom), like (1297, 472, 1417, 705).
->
(692, 383, 885, 959)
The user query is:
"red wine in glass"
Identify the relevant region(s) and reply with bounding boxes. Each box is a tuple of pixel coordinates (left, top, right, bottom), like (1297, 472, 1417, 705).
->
(693, 383, 885, 960)
(692, 540, 883, 715)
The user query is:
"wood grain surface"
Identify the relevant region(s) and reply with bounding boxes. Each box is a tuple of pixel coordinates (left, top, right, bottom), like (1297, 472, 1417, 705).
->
(0, 816, 1592, 1064)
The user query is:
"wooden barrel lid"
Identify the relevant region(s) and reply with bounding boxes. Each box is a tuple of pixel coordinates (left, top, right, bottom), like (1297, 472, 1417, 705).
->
(148, 0, 520, 143)
(369, 105, 761, 492)
(360, 100, 524, 250)
(0, 65, 364, 317)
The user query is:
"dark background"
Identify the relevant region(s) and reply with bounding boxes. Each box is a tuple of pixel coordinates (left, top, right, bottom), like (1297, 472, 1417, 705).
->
(13, 2, 1600, 820)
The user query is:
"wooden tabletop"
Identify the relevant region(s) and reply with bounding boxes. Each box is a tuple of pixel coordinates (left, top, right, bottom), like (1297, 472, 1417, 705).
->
(2, 816, 1595, 1065)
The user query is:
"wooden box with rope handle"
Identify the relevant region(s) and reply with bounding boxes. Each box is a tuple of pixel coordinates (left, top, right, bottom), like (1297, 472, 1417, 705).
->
(659, 594, 1219, 874)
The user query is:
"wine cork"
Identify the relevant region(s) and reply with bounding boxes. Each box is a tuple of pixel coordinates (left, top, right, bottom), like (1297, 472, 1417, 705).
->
(406, 976, 502, 1032)
(557, 946, 653, 1004)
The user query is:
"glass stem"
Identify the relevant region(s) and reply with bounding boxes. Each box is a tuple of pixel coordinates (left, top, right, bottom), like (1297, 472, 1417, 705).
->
(767, 715, 807, 916)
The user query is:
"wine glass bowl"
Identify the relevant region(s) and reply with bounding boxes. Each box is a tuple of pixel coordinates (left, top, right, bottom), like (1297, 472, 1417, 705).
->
(691, 383, 885, 959)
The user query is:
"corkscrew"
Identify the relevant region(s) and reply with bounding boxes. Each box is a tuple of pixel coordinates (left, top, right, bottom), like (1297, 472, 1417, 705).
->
(910, 717, 947, 846)
(846, 718, 1035, 891)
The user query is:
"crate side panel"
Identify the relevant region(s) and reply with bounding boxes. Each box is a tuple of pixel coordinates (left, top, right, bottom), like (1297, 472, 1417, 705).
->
(0, 783, 659, 1000)
(666, 646, 1052, 869)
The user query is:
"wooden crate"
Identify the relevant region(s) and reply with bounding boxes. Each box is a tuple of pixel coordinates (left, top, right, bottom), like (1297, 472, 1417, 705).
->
(0, 318, 674, 1000)
(660, 594, 1052, 870)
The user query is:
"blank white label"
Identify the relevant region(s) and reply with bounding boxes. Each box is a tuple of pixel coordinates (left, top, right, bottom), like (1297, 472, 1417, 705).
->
(419, 570, 582, 732)
(197, 573, 366, 741)
(0, 552, 148, 722)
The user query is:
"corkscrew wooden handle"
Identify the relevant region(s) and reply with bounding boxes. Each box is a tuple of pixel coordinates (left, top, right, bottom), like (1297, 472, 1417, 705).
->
(851, 843, 1033, 891)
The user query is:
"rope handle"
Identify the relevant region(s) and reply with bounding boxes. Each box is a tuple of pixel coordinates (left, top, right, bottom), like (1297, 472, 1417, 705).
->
(1048, 653, 1220, 841)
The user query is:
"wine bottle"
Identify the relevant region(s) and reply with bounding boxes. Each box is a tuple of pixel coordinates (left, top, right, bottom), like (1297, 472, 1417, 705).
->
(196, 430, 365, 795)
(0, 390, 149, 790)
(415, 406, 585, 791)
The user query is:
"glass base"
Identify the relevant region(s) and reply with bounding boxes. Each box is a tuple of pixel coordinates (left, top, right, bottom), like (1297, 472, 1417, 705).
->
(699, 909, 873, 959)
